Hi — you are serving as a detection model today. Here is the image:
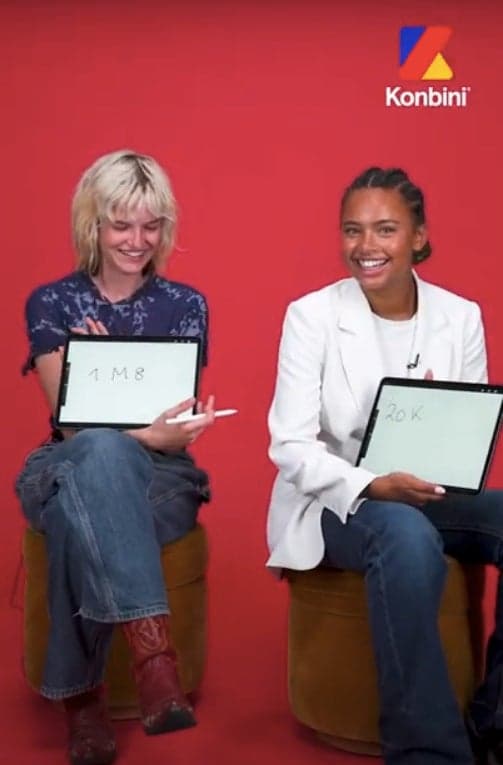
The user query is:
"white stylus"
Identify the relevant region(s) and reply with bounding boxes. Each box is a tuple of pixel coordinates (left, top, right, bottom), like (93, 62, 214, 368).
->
(165, 408, 238, 425)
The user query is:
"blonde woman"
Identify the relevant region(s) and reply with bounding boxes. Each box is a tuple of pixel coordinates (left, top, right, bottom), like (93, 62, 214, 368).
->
(16, 150, 215, 765)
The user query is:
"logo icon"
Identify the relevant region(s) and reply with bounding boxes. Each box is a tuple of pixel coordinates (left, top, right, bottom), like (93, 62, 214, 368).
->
(399, 26, 453, 81)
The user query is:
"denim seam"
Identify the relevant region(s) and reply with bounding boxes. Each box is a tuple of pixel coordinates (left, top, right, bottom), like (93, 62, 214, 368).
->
(369, 534, 409, 715)
(347, 516, 409, 716)
(65, 462, 119, 616)
(148, 486, 187, 505)
(148, 486, 199, 507)
(40, 679, 104, 700)
(77, 603, 169, 623)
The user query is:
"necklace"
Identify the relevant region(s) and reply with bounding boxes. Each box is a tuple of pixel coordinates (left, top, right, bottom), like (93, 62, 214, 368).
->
(405, 313, 419, 377)
(372, 311, 419, 379)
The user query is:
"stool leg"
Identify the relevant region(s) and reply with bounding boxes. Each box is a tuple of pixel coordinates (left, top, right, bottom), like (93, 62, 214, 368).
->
(121, 615, 196, 735)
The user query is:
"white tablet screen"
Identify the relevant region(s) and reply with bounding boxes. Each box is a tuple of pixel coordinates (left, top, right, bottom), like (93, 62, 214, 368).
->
(57, 337, 200, 427)
(358, 382, 503, 491)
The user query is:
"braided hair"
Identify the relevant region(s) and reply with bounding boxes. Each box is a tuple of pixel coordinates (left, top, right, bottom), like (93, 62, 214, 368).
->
(340, 167, 431, 263)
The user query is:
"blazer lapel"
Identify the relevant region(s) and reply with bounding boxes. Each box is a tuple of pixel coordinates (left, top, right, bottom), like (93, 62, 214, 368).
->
(336, 280, 385, 414)
(410, 276, 454, 381)
(334, 276, 455, 413)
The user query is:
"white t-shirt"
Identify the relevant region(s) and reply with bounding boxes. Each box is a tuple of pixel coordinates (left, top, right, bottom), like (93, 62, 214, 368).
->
(372, 313, 417, 377)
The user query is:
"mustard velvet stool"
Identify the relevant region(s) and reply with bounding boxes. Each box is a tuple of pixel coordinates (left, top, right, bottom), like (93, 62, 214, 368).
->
(22, 522, 208, 719)
(286, 558, 485, 756)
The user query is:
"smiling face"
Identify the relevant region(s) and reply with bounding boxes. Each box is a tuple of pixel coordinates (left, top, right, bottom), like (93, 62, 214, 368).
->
(340, 187, 426, 300)
(98, 206, 163, 280)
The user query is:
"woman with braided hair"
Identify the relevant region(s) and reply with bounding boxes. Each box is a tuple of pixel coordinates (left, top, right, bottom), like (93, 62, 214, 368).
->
(267, 166, 503, 765)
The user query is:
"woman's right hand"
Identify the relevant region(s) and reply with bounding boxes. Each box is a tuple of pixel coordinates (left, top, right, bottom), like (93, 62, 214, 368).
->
(130, 396, 215, 453)
(70, 317, 108, 335)
(365, 472, 446, 507)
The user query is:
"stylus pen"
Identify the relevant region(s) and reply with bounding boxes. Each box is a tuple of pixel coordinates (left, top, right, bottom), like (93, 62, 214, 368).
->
(165, 408, 238, 424)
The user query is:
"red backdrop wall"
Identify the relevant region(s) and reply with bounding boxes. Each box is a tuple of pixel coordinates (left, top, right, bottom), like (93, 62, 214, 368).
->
(2, 0, 502, 707)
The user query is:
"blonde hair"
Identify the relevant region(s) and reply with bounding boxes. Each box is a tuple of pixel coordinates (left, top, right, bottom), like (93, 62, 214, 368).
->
(72, 150, 177, 275)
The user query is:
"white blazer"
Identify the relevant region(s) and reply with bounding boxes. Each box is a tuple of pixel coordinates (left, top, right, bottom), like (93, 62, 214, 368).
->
(266, 275, 487, 571)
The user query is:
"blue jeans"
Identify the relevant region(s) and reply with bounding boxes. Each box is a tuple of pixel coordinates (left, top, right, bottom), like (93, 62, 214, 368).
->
(15, 428, 209, 700)
(322, 490, 503, 765)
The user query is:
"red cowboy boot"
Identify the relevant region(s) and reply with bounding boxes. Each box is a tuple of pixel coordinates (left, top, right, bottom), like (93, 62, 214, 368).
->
(121, 615, 196, 735)
(63, 686, 116, 765)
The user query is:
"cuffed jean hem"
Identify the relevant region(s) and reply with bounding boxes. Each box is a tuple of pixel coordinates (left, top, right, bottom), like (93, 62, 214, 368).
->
(39, 679, 105, 701)
(77, 603, 169, 623)
(384, 752, 473, 765)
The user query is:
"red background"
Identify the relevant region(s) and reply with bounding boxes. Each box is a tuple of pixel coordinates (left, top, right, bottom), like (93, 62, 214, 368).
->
(2, 1, 502, 762)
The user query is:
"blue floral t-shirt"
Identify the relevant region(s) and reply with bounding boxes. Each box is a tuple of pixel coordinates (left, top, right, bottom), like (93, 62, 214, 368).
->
(23, 271, 209, 374)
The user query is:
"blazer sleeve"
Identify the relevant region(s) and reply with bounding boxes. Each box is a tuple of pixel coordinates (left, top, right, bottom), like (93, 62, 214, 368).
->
(268, 299, 376, 521)
(461, 302, 488, 383)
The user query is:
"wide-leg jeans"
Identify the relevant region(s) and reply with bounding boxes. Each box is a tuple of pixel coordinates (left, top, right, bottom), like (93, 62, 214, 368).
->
(15, 428, 209, 700)
(322, 490, 503, 765)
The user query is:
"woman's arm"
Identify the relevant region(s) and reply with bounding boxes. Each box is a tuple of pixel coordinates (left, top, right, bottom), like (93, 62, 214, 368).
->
(269, 299, 445, 513)
(461, 302, 487, 383)
(25, 283, 216, 448)
(34, 349, 78, 440)
(268, 299, 377, 518)
(31, 317, 108, 435)
(76, 317, 216, 451)
(34, 347, 215, 449)
(34, 350, 64, 414)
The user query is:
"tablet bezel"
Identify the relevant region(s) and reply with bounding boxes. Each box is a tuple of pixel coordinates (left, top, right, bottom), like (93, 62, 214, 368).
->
(356, 377, 503, 494)
(55, 334, 202, 430)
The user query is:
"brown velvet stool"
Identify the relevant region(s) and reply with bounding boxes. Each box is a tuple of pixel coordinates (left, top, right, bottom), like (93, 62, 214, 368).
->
(23, 522, 208, 719)
(286, 558, 485, 756)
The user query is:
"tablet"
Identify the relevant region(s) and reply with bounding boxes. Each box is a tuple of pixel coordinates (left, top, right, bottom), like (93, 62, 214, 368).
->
(356, 377, 503, 494)
(55, 335, 202, 429)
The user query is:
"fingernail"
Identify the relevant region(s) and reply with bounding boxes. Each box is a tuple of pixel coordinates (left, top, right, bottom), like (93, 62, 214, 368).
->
(434, 486, 446, 495)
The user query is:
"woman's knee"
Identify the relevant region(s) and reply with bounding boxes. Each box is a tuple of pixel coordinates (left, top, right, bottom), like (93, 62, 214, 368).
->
(67, 429, 148, 470)
(71, 427, 135, 450)
(366, 503, 446, 581)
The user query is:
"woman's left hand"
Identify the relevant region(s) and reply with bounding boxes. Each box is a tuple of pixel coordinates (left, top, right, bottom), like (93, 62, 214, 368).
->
(70, 317, 108, 335)
(128, 395, 216, 453)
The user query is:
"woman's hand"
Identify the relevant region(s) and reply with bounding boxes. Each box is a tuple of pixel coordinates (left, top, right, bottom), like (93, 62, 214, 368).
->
(70, 317, 108, 335)
(130, 395, 216, 453)
(365, 472, 445, 507)
(364, 370, 439, 505)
